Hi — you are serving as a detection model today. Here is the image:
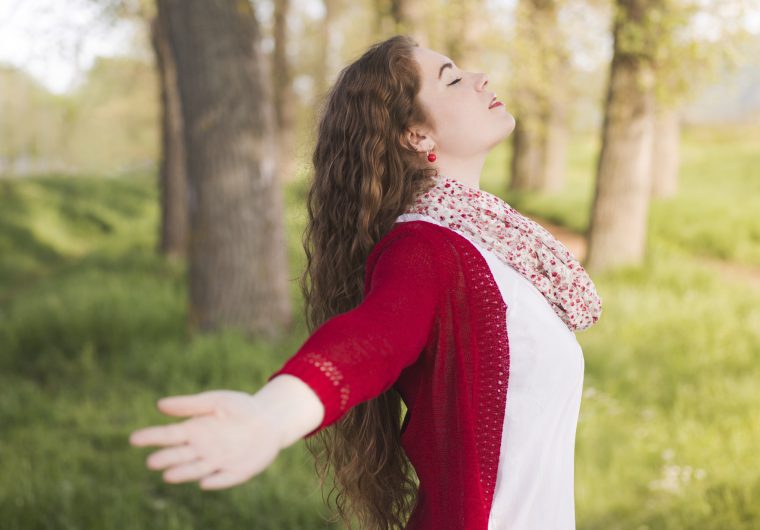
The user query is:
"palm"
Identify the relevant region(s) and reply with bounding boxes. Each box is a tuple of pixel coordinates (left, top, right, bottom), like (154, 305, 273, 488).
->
(130, 390, 282, 490)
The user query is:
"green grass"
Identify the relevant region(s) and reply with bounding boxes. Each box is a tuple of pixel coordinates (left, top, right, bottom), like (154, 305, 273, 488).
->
(0, 173, 340, 529)
(1, 122, 759, 529)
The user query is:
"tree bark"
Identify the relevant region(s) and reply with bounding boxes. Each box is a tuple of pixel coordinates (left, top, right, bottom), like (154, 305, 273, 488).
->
(585, 0, 658, 273)
(150, 7, 188, 259)
(509, 101, 545, 192)
(650, 104, 680, 199)
(540, 52, 570, 194)
(159, 0, 292, 336)
(509, 0, 561, 194)
(272, 0, 298, 185)
(314, 0, 339, 107)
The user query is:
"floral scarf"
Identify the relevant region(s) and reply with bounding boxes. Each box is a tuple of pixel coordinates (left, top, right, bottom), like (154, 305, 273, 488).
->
(403, 173, 602, 332)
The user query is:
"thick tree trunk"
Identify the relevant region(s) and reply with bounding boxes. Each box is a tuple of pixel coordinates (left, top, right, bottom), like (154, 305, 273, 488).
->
(585, 0, 657, 273)
(159, 0, 292, 336)
(150, 7, 189, 259)
(650, 104, 680, 199)
(272, 0, 298, 185)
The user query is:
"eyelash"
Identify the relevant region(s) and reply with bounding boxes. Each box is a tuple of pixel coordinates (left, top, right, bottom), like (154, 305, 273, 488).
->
(448, 77, 462, 86)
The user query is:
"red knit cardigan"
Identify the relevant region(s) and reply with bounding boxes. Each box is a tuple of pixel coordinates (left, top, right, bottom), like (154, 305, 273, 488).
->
(267, 219, 509, 530)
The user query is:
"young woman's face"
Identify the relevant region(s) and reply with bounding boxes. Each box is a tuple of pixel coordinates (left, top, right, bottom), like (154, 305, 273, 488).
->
(411, 46, 515, 158)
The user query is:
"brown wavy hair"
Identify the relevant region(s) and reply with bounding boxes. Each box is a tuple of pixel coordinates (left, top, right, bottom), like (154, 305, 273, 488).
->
(299, 35, 438, 529)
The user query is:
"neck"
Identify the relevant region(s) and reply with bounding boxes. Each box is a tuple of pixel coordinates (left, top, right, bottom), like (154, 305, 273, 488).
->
(433, 154, 486, 191)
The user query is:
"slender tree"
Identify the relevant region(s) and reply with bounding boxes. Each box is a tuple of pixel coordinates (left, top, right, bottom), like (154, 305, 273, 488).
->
(150, 5, 188, 258)
(272, 0, 299, 185)
(158, 0, 292, 335)
(314, 0, 340, 106)
(644, 0, 751, 200)
(541, 46, 571, 194)
(508, 0, 570, 194)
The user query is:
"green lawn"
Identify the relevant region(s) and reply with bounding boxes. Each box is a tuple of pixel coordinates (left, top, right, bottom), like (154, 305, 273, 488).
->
(1, 122, 759, 529)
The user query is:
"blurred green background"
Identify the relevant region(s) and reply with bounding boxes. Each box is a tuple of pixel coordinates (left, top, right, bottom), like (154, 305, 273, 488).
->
(2, 0, 760, 529)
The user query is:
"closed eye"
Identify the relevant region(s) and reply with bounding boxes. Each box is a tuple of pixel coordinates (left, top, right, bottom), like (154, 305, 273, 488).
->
(448, 77, 462, 86)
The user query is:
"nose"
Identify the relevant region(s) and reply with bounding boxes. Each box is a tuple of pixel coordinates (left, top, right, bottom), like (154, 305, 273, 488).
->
(477, 73, 488, 91)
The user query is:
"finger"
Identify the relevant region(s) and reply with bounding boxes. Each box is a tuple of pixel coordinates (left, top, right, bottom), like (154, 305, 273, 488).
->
(164, 459, 218, 484)
(146, 444, 198, 471)
(130, 423, 188, 447)
(199, 469, 247, 490)
(157, 392, 218, 417)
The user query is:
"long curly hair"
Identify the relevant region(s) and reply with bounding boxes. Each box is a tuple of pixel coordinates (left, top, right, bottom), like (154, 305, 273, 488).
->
(299, 34, 439, 530)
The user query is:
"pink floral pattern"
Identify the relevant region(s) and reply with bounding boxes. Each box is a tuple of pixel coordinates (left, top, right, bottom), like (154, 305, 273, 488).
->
(404, 173, 603, 332)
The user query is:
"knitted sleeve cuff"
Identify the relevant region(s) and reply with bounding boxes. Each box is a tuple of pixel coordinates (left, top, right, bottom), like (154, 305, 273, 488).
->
(267, 350, 350, 438)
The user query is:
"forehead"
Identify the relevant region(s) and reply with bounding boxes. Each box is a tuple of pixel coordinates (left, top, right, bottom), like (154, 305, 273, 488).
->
(413, 47, 452, 79)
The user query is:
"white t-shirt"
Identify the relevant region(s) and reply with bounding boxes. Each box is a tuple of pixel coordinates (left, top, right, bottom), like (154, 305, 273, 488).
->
(396, 213, 585, 530)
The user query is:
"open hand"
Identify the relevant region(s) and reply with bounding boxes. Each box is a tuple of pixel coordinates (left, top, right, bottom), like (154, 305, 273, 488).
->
(129, 390, 283, 490)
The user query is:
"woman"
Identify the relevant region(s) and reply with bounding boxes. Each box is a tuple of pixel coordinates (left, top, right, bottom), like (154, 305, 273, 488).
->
(130, 34, 602, 530)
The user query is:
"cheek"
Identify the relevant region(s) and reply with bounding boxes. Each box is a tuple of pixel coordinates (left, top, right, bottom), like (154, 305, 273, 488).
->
(427, 91, 458, 118)
(435, 100, 476, 139)
(426, 94, 457, 120)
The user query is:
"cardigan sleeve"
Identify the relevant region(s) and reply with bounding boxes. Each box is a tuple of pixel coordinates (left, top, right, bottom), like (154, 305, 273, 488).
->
(266, 232, 442, 438)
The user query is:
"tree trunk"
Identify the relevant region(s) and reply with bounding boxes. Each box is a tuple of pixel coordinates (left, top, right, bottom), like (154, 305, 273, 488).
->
(540, 52, 570, 194)
(159, 0, 292, 337)
(314, 0, 339, 107)
(509, 0, 559, 193)
(585, 0, 658, 273)
(650, 104, 680, 199)
(272, 0, 298, 185)
(150, 7, 189, 259)
(509, 94, 545, 192)
(444, 0, 482, 67)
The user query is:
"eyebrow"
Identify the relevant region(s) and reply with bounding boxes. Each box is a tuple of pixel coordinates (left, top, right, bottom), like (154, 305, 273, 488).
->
(438, 62, 453, 80)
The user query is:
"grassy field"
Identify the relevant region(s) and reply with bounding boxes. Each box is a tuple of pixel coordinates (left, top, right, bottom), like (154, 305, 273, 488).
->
(1, 123, 759, 529)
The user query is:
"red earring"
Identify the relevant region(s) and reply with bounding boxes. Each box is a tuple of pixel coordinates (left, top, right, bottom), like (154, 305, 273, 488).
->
(427, 150, 437, 162)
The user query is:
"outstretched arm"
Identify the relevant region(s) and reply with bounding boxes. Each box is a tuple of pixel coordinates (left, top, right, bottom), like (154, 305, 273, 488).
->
(129, 231, 443, 488)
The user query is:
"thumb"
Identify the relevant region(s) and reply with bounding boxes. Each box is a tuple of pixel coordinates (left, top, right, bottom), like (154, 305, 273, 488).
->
(157, 391, 218, 417)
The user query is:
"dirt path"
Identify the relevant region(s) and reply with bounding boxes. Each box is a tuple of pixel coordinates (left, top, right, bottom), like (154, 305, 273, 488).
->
(529, 216, 588, 261)
(528, 214, 760, 291)
(689, 254, 760, 291)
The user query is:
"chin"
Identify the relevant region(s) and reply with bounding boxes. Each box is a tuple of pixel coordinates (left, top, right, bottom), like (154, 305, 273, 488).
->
(501, 114, 516, 138)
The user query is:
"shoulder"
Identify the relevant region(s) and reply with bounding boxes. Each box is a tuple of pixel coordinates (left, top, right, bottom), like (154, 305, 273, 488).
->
(369, 219, 456, 258)
(364, 219, 463, 286)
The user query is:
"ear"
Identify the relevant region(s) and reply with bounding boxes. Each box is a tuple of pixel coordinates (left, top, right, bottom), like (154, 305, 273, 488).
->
(404, 126, 434, 153)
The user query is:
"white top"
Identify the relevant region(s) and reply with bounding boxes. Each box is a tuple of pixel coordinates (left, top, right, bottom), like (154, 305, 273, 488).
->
(396, 213, 585, 530)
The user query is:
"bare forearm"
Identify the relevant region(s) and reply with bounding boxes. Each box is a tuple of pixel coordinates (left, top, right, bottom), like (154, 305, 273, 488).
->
(250, 374, 326, 448)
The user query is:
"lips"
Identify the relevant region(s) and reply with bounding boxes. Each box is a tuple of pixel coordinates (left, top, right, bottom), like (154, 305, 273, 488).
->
(488, 95, 503, 109)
